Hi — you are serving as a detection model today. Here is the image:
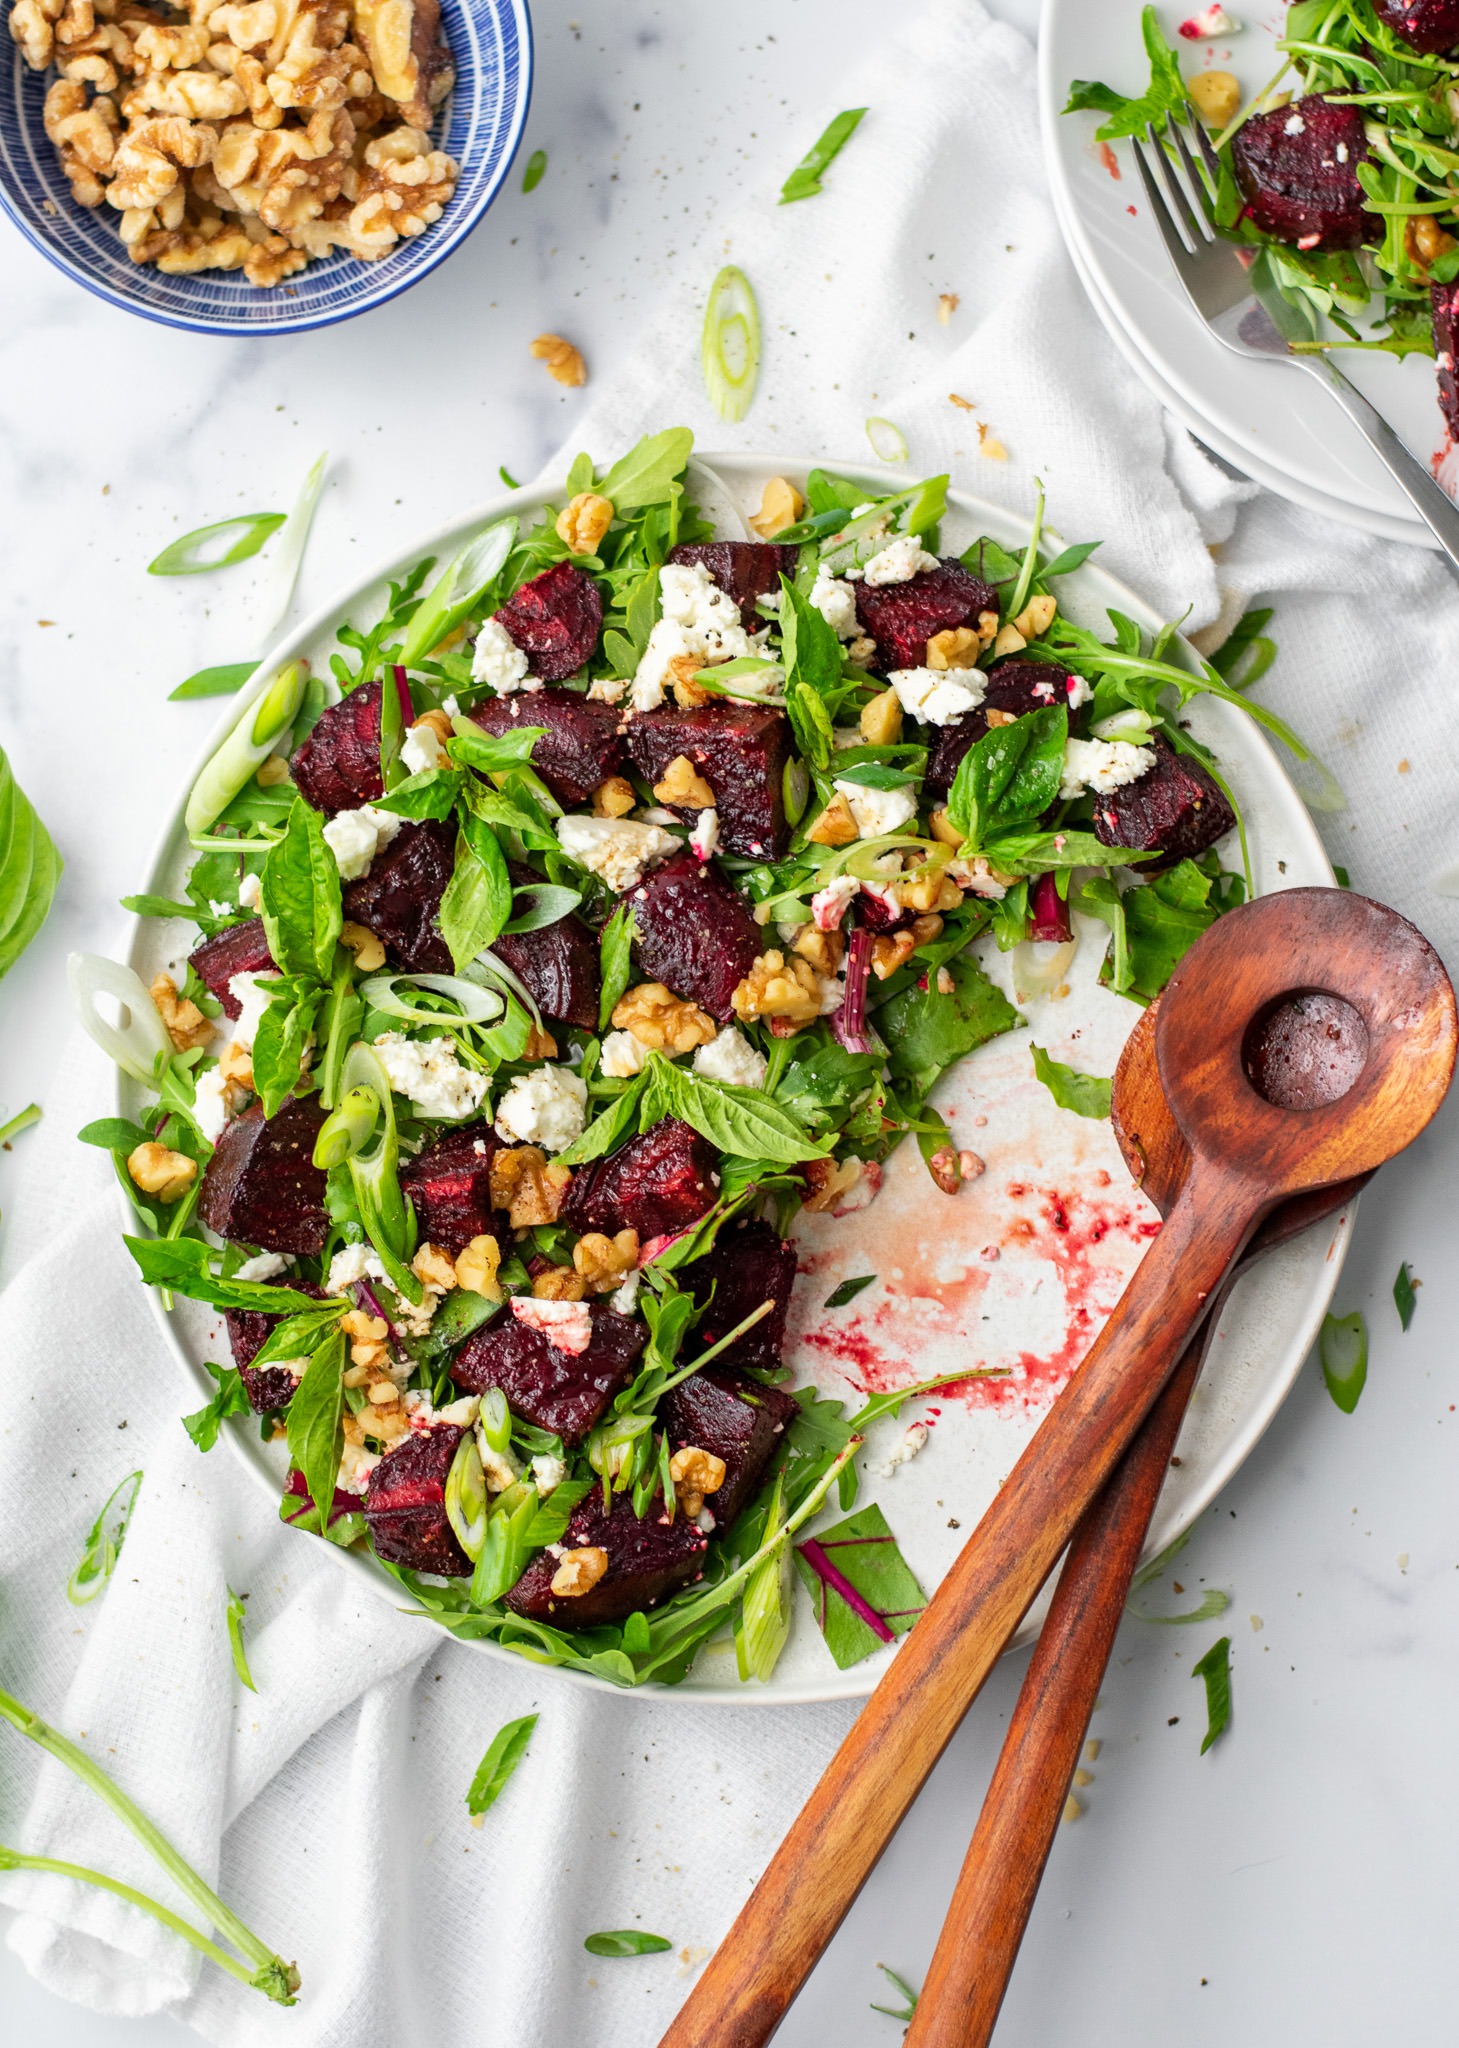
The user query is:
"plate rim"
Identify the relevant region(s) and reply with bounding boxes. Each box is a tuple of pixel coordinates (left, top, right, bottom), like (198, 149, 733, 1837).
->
(117, 447, 1349, 1704)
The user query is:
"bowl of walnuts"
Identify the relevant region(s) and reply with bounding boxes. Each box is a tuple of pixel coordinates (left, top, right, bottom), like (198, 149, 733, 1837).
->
(0, 0, 531, 334)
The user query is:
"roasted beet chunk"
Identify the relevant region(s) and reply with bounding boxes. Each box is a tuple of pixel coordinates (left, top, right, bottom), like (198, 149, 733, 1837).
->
(227, 1278, 325, 1413)
(505, 1488, 708, 1628)
(485, 859, 600, 1029)
(188, 919, 276, 1019)
(341, 818, 455, 974)
(683, 1219, 798, 1374)
(199, 1097, 329, 1254)
(925, 661, 1072, 797)
(493, 562, 603, 683)
(665, 541, 798, 628)
(1232, 97, 1372, 252)
(660, 1364, 798, 1530)
(468, 687, 624, 807)
(627, 851, 761, 1022)
(855, 559, 998, 674)
(451, 1306, 645, 1444)
(363, 1424, 471, 1576)
(624, 702, 790, 858)
(289, 680, 384, 815)
(399, 1126, 506, 1253)
(1433, 282, 1459, 436)
(1374, 0, 1459, 52)
(560, 1117, 719, 1241)
(1091, 737, 1236, 870)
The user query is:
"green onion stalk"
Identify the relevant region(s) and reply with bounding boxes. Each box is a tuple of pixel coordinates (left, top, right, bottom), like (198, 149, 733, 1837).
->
(185, 661, 308, 838)
(0, 1688, 298, 2004)
(314, 1043, 422, 1303)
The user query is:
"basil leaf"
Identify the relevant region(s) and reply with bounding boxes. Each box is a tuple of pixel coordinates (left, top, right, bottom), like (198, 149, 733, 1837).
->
(791, 1502, 926, 1669)
(148, 513, 285, 576)
(439, 821, 512, 970)
(779, 105, 867, 204)
(261, 799, 341, 980)
(446, 723, 549, 777)
(830, 762, 918, 791)
(168, 662, 259, 701)
(1319, 1309, 1367, 1413)
(522, 1477, 594, 1547)
(502, 883, 582, 933)
(182, 1360, 252, 1453)
(461, 772, 560, 854)
(879, 951, 1021, 1099)
(370, 765, 463, 821)
(557, 1070, 653, 1166)
(1191, 1635, 1232, 1754)
(598, 902, 637, 1032)
(285, 1326, 347, 1537)
(124, 1235, 333, 1315)
(650, 1055, 828, 1165)
(584, 1931, 674, 1957)
(226, 1586, 257, 1692)
(252, 984, 323, 1119)
(521, 148, 547, 193)
(1031, 1044, 1111, 1120)
(597, 427, 694, 511)
(824, 1275, 875, 1309)
(245, 1309, 338, 1375)
(466, 1712, 538, 1817)
(0, 744, 62, 980)
(946, 707, 1066, 847)
(1394, 1261, 1417, 1332)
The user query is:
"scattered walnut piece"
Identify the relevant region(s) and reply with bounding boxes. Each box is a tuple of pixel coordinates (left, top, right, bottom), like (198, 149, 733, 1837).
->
(805, 791, 859, 846)
(557, 492, 613, 555)
(490, 1147, 570, 1228)
(870, 931, 917, 981)
(1188, 68, 1240, 127)
(800, 1156, 862, 1215)
(612, 981, 716, 1054)
(985, 708, 1018, 729)
(256, 754, 290, 787)
(127, 1140, 197, 1202)
(668, 652, 713, 707)
(669, 1444, 726, 1518)
(792, 925, 844, 977)
(732, 950, 823, 1025)
(949, 392, 975, 412)
(532, 1264, 587, 1301)
(573, 1229, 640, 1293)
(938, 292, 959, 325)
(1013, 594, 1056, 639)
(550, 1546, 609, 1597)
(523, 1022, 559, 1061)
(340, 1306, 390, 1371)
(454, 1233, 503, 1300)
(531, 332, 586, 386)
(340, 919, 387, 970)
(218, 1039, 254, 1099)
(992, 623, 1027, 658)
(976, 609, 1000, 649)
(748, 476, 804, 539)
(896, 866, 961, 913)
(859, 688, 903, 747)
(149, 971, 212, 1052)
(910, 913, 944, 950)
(411, 1241, 456, 1292)
(414, 707, 453, 747)
(592, 776, 636, 819)
(652, 753, 715, 808)
(925, 626, 981, 671)
(1407, 215, 1457, 268)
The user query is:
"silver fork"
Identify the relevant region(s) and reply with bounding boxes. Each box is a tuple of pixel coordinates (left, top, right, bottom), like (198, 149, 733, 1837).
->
(1131, 113, 1459, 575)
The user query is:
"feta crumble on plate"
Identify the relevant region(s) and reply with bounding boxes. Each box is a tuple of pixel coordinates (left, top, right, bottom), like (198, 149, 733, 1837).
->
(833, 777, 918, 838)
(372, 1033, 490, 1120)
(193, 1067, 231, 1143)
(226, 972, 280, 1051)
(495, 1064, 588, 1151)
(510, 1296, 593, 1356)
(809, 571, 860, 639)
(617, 561, 767, 712)
(322, 805, 402, 882)
(866, 1421, 929, 1478)
(861, 535, 940, 587)
(600, 1030, 651, 1078)
(238, 873, 263, 911)
(1058, 737, 1156, 801)
(471, 616, 531, 692)
(888, 665, 986, 727)
(694, 1025, 768, 1090)
(401, 722, 447, 776)
(555, 813, 680, 892)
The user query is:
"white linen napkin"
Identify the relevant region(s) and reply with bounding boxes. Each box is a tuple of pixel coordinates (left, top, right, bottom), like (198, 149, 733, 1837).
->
(5, 2, 1459, 2044)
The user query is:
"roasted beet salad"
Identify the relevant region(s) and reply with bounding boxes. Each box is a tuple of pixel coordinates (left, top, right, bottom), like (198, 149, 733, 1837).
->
(87, 428, 1294, 1688)
(1066, 5, 1459, 437)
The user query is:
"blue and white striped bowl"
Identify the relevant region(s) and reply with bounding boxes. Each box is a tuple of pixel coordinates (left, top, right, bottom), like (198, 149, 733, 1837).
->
(0, 0, 531, 336)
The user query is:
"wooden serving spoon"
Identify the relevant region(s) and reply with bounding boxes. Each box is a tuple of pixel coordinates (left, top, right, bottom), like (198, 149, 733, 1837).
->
(903, 998, 1371, 2047)
(660, 889, 1455, 2048)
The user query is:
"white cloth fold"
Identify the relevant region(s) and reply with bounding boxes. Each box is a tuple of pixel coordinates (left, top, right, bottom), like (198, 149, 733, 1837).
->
(5, 2, 1459, 2043)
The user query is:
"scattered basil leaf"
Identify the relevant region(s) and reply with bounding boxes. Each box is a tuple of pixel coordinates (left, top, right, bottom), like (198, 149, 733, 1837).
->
(226, 1586, 257, 1692)
(261, 799, 341, 980)
(1031, 1044, 1111, 1120)
(466, 1711, 538, 1817)
(779, 106, 867, 204)
(440, 819, 512, 969)
(1192, 1635, 1232, 1754)
(598, 901, 637, 1032)
(1394, 1261, 1417, 1332)
(0, 744, 63, 980)
(66, 1470, 142, 1605)
(521, 148, 547, 193)
(183, 1360, 252, 1453)
(824, 1275, 875, 1309)
(648, 1054, 828, 1166)
(169, 662, 258, 701)
(1319, 1309, 1368, 1414)
(148, 513, 285, 576)
(583, 1931, 673, 1957)
(125, 1235, 333, 1316)
(285, 1326, 347, 1538)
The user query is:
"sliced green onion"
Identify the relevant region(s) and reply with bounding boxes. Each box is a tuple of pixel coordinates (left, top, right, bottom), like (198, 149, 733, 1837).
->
(185, 660, 307, 837)
(445, 1434, 489, 1560)
(66, 1470, 142, 1605)
(359, 972, 504, 1026)
(257, 451, 327, 644)
(1291, 755, 1348, 815)
(778, 107, 867, 204)
(584, 1931, 673, 1958)
(522, 148, 547, 192)
(338, 1042, 421, 1304)
(148, 514, 285, 578)
(736, 1472, 792, 1683)
(68, 954, 172, 1083)
(1005, 475, 1046, 626)
(467, 950, 543, 1031)
(312, 1085, 380, 1170)
(479, 1387, 512, 1454)
(501, 883, 583, 934)
(702, 265, 761, 424)
(865, 416, 908, 463)
(1090, 708, 1153, 743)
(1319, 1309, 1368, 1413)
(169, 662, 260, 702)
(782, 757, 810, 826)
(0, 1102, 41, 1145)
(396, 517, 518, 672)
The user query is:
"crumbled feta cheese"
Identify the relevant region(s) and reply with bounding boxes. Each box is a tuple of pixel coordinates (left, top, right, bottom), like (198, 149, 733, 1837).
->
(600, 1029, 651, 1079)
(209, 899, 232, 919)
(481, 1442, 524, 1492)
(810, 572, 860, 640)
(689, 809, 720, 861)
(193, 1067, 230, 1143)
(1283, 112, 1305, 134)
(629, 561, 764, 710)
(947, 856, 1010, 900)
(888, 665, 986, 727)
(862, 536, 940, 587)
(1178, 3, 1239, 34)
(401, 722, 446, 776)
(695, 1507, 717, 1534)
(509, 1296, 593, 1356)
(227, 972, 280, 1051)
(234, 1251, 287, 1281)
(1065, 674, 1092, 709)
(694, 1025, 768, 1090)
(833, 777, 918, 838)
(661, 559, 745, 636)
(326, 1243, 388, 1295)
(587, 674, 627, 705)
(436, 1394, 480, 1428)
(471, 615, 531, 692)
(1058, 738, 1157, 801)
(373, 1032, 489, 1120)
(442, 694, 460, 717)
(556, 813, 680, 892)
(322, 804, 402, 882)
(812, 875, 860, 931)
(532, 1453, 567, 1496)
(495, 1064, 588, 1152)
(867, 1420, 929, 1478)
(818, 972, 848, 1017)
(238, 873, 262, 912)
(832, 1158, 882, 1216)
(636, 806, 680, 826)
(609, 1269, 641, 1317)
(1335, 141, 1349, 164)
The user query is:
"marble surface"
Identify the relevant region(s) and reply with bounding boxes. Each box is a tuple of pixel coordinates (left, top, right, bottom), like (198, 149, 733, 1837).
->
(3, 1, 1457, 2043)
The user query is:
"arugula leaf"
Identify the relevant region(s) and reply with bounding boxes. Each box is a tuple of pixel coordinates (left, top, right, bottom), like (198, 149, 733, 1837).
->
(124, 1235, 338, 1316)
(466, 1711, 537, 1817)
(584, 1931, 673, 1957)
(557, 1069, 653, 1166)
(261, 800, 341, 980)
(65, 1470, 143, 1605)
(169, 662, 258, 701)
(0, 744, 62, 981)
(792, 1503, 927, 1669)
(1031, 1044, 1111, 1120)
(182, 1360, 252, 1452)
(226, 1587, 257, 1692)
(1191, 1635, 1232, 1753)
(879, 951, 1021, 1099)
(1063, 9, 1186, 142)
(824, 1274, 875, 1309)
(597, 428, 694, 511)
(647, 1054, 828, 1165)
(285, 1326, 347, 1537)
(1100, 859, 1222, 1005)
(78, 1116, 150, 1153)
(598, 902, 637, 1032)
(779, 106, 867, 203)
(439, 820, 511, 970)
(1393, 1261, 1418, 1331)
(1319, 1309, 1368, 1414)
(871, 1964, 920, 2023)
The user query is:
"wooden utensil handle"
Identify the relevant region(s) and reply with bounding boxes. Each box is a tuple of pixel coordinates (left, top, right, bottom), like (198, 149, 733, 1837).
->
(659, 1159, 1259, 2048)
(903, 1334, 1207, 2047)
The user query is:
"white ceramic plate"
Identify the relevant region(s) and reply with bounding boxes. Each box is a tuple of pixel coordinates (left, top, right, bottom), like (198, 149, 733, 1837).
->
(1040, 0, 1448, 546)
(119, 450, 1352, 1703)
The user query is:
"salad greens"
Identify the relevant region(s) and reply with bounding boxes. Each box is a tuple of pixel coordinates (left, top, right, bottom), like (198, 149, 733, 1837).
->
(1030, 1045, 1112, 1121)
(467, 1712, 537, 1817)
(1192, 1635, 1233, 1753)
(1320, 1307, 1369, 1411)
(0, 744, 62, 981)
(871, 1963, 921, 2024)
(226, 1586, 257, 1692)
(522, 149, 547, 193)
(66, 1469, 142, 1605)
(1393, 1259, 1418, 1329)
(793, 1503, 927, 1669)
(584, 1930, 673, 1957)
(779, 107, 867, 203)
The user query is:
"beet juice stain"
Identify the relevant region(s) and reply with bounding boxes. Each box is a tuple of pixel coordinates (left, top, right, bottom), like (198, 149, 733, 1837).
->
(1243, 991, 1369, 1110)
